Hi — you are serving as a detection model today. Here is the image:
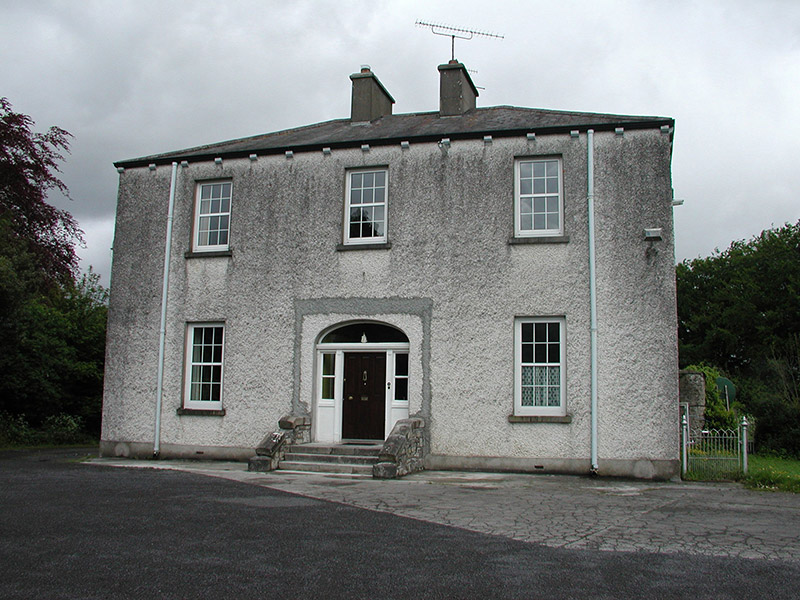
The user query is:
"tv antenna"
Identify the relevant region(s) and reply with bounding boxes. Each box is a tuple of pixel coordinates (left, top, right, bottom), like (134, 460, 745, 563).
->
(415, 20, 504, 62)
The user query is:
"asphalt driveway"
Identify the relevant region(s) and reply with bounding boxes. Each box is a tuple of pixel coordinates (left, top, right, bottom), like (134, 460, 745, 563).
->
(1, 448, 798, 599)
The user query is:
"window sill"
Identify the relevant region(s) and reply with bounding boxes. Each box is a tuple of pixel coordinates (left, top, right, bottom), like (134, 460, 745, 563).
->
(509, 236, 569, 245)
(336, 242, 392, 251)
(508, 414, 572, 424)
(184, 249, 233, 259)
(177, 408, 226, 417)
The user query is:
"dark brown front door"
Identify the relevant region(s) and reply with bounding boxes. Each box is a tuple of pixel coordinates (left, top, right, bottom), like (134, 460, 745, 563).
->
(342, 352, 386, 440)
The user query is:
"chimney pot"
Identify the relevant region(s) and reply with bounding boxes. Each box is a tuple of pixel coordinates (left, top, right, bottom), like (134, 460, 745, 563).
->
(361, 64, 371, 73)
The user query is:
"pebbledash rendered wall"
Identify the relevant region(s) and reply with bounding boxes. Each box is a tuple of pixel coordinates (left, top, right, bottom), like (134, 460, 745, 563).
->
(101, 126, 679, 478)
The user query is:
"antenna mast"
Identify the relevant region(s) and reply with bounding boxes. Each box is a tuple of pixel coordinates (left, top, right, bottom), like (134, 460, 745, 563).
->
(415, 20, 504, 62)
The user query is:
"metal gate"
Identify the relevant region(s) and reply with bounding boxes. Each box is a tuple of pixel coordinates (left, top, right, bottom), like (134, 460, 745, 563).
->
(681, 415, 749, 479)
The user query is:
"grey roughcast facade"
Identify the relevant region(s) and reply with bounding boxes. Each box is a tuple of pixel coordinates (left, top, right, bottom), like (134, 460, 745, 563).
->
(101, 62, 680, 479)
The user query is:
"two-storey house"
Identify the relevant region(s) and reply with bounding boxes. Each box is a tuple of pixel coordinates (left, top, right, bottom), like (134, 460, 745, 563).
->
(102, 62, 679, 479)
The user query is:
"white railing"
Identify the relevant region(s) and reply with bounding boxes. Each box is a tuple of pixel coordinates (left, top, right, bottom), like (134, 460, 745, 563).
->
(681, 415, 749, 479)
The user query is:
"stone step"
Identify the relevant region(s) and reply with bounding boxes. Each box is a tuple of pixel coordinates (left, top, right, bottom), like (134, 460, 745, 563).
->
(279, 461, 375, 476)
(278, 443, 383, 476)
(283, 452, 379, 465)
(284, 443, 382, 457)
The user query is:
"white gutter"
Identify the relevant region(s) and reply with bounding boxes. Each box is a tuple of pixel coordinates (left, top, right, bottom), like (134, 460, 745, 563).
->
(587, 130, 599, 473)
(154, 161, 178, 458)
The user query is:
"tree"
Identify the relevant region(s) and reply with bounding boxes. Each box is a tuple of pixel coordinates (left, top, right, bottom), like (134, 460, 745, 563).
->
(677, 221, 800, 455)
(0, 269, 107, 431)
(0, 97, 82, 285)
(677, 222, 800, 374)
(0, 99, 106, 437)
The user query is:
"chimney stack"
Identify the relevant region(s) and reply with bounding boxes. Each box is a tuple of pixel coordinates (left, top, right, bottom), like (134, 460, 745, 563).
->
(350, 65, 395, 122)
(438, 60, 479, 116)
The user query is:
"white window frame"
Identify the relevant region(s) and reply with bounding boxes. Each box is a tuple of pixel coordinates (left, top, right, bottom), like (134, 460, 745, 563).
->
(392, 351, 409, 405)
(514, 158, 563, 237)
(344, 168, 388, 245)
(183, 323, 225, 410)
(193, 181, 232, 251)
(514, 317, 566, 416)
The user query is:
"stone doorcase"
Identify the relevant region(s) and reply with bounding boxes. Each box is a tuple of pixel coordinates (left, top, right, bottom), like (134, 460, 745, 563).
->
(293, 298, 432, 444)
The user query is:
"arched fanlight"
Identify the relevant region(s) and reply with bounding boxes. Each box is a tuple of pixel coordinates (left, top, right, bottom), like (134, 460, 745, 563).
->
(321, 322, 408, 344)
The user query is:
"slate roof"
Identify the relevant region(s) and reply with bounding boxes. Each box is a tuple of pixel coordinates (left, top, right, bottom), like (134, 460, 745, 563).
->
(115, 105, 674, 169)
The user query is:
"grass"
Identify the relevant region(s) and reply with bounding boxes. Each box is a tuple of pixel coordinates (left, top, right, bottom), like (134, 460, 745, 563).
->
(682, 452, 800, 493)
(742, 454, 800, 493)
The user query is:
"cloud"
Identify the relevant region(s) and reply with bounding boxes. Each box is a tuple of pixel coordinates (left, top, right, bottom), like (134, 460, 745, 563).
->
(2, 0, 799, 280)
(76, 215, 115, 285)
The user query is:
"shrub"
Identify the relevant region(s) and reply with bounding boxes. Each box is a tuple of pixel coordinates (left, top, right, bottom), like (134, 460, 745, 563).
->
(42, 413, 85, 445)
(684, 364, 738, 430)
(0, 411, 91, 447)
(0, 411, 36, 445)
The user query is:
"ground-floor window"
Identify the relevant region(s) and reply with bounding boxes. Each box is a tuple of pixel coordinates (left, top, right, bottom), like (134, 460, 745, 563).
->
(514, 317, 565, 416)
(184, 323, 225, 410)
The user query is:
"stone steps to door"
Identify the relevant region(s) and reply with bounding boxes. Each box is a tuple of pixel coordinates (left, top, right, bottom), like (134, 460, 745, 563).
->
(283, 452, 378, 465)
(278, 461, 375, 476)
(278, 443, 382, 476)
(287, 443, 382, 456)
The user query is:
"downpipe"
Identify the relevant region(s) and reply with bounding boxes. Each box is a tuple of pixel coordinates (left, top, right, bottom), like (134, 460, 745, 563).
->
(587, 130, 599, 475)
(154, 162, 178, 459)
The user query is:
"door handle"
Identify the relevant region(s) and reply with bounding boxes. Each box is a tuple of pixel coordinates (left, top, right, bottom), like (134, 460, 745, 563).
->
(363, 370, 368, 382)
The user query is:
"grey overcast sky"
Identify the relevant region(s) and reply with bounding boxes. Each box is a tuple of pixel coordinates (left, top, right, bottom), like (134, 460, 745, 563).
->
(2, 0, 799, 285)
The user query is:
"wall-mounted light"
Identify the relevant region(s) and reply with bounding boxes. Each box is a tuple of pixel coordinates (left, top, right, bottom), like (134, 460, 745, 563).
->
(400, 141, 410, 150)
(148, 163, 157, 171)
(526, 133, 536, 141)
(483, 135, 492, 145)
(570, 130, 580, 138)
(249, 154, 258, 161)
(322, 147, 332, 155)
(361, 144, 370, 153)
(439, 138, 451, 148)
(644, 228, 663, 241)
(214, 157, 223, 165)
(615, 128, 624, 136)
(180, 161, 189, 168)
(285, 151, 294, 159)
(116, 167, 125, 174)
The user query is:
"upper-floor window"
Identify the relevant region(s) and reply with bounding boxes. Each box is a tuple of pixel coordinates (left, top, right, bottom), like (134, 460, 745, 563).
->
(514, 158, 562, 237)
(194, 181, 232, 251)
(514, 317, 566, 416)
(344, 169, 387, 244)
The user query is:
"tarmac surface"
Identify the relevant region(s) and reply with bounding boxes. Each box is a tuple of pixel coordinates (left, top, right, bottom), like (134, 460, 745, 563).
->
(2, 447, 800, 599)
(93, 454, 800, 563)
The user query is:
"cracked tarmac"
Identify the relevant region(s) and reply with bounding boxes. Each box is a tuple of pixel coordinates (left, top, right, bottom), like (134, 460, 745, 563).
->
(90, 458, 800, 563)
